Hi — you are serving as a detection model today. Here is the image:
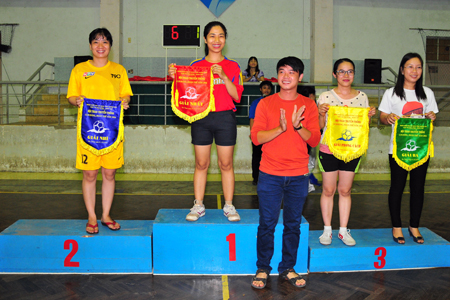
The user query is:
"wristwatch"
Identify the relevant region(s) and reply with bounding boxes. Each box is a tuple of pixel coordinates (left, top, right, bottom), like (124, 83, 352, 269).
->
(293, 123, 303, 131)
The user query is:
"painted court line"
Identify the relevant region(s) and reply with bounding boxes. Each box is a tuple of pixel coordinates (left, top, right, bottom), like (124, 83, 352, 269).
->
(222, 275, 230, 300)
(217, 194, 222, 209)
(218, 196, 229, 300)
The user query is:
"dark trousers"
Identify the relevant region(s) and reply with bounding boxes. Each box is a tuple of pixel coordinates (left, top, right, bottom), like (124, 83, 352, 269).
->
(388, 154, 429, 228)
(252, 143, 263, 183)
(256, 171, 308, 273)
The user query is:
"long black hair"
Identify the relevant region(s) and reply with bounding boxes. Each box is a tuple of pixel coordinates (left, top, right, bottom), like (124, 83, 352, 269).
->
(203, 21, 227, 56)
(245, 56, 260, 77)
(393, 52, 427, 101)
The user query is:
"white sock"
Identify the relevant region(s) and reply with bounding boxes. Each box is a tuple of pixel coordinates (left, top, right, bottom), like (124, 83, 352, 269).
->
(324, 226, 332, 233)
(339, 227, 347, 234)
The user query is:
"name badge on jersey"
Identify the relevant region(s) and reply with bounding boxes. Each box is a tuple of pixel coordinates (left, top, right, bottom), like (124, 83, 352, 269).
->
(78, 98, 124, 156)
(171, 65, 215, 123)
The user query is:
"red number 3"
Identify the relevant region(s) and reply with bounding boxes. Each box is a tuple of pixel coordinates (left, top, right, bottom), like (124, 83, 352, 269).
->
(64, 239, 80, 267)
(374, 247, 386, 269)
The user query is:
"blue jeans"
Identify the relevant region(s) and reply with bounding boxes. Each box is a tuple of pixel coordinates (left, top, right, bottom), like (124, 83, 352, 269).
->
(256, 171, 309, 273)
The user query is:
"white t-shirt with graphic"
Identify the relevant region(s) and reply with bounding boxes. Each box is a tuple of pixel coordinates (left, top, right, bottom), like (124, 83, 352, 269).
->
(378, 87, 439, 154)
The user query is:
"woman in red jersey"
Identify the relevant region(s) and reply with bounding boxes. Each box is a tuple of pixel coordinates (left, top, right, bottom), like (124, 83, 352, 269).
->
(169, 21, 243, 222)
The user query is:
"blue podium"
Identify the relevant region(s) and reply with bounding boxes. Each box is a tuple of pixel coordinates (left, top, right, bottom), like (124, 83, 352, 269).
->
(0, 220, 153, 273)
(308, 228, 450, 272)
(152, 209, 309, 275)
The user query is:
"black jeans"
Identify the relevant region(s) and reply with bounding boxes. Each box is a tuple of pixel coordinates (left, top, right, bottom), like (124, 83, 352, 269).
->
(388, 154, 429, 228)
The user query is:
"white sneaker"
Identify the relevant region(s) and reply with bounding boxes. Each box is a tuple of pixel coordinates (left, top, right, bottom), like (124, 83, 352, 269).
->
(319, 230, 332, 245)
(223, 204, 240, 221)
(339, 229, 356, 246)
(186, 200, 205, 221)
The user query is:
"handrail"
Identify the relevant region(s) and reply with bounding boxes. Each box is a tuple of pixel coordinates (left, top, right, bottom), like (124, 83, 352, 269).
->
(27, 62, 55, 81)
(24, 62, 56, 107)
(436, 90, 450, 110)
(382, 67, 398, 83)
(2, 81, 450, 126)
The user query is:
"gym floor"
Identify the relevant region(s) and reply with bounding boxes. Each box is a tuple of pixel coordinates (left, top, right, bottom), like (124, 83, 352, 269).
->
(1, 172, 449, 300)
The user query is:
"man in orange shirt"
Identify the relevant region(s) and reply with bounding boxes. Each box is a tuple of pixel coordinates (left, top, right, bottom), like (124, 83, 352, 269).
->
(250, 57, 320, 289)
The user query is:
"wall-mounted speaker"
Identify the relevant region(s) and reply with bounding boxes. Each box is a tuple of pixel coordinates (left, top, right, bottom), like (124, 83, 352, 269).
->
(364, 59, 382, 84)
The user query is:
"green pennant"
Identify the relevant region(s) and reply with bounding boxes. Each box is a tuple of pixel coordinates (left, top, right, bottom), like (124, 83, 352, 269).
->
(393, 118, 433, 171)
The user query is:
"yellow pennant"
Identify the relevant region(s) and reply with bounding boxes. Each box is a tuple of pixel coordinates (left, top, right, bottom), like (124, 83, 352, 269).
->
(323, 106, 370, 162)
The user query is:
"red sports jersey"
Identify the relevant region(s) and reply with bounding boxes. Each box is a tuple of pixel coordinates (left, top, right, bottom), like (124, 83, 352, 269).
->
(190, 57, 243, 112)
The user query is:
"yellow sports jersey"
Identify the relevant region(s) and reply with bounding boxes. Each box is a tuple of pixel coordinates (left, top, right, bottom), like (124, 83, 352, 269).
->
(67, 60, 133, 100)
(68, 60, 132, 170)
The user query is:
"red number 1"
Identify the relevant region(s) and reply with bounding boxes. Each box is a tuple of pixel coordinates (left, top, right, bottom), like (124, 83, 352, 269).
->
(374, 247, 386, 269)
(226, 233, 236, 261)
(171, 26, 179, 40)
(64, 239, 80, 267)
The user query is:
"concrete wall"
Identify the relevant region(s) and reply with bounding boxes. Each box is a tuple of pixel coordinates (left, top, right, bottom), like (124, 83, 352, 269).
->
(0, 0, 100, 81)
(334, 0, 450, 83)
(1, 125, 449, 174)
(4, 0, 450, 83)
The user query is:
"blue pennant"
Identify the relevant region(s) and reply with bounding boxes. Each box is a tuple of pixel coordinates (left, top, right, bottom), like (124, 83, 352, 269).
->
(81, 99, 122, 151)
(200, 0, 235, 18)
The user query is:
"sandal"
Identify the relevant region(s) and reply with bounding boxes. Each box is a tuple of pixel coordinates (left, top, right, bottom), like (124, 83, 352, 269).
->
(393, 235, 405, 244)
(101, 219, 121, 231)
(279, 269, 306, 288)
(251, 269, 270, 289)
(86, 222, 99, 234)
(392, 228, 405, 244)
(408, 227, 424, 244)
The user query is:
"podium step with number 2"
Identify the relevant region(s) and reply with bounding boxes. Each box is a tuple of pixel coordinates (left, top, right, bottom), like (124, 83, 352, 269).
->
(0, 219, 153, 273)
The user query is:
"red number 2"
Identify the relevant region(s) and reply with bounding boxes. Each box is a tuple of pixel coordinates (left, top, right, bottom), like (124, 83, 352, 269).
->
(374, 247, 386, 269)
(64, 239, 80, 267)
(226, 233, 236, 261)
(171, 26, 179, 40)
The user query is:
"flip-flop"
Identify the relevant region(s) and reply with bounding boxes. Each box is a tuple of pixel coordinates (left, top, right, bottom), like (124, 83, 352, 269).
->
(86, 222, 99, 234)
(101, 220, 121, 231)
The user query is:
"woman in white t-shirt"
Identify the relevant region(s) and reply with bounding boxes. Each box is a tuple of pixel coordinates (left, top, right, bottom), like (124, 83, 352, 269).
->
(379, 52, 438, 244)
(317, 58, 376, 246)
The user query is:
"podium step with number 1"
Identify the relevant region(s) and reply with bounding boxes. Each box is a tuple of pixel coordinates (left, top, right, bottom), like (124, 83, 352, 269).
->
(153, 209, 309, 275)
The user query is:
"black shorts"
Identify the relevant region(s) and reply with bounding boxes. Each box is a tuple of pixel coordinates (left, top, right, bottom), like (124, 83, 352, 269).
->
(318, 151, 361, 173)
(191, 110, 237, 146)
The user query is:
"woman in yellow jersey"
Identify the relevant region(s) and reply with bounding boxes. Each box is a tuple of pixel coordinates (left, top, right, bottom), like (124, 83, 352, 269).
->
(67, 28, 133, 234)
